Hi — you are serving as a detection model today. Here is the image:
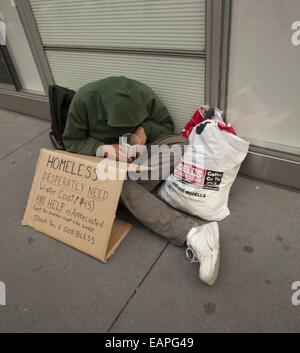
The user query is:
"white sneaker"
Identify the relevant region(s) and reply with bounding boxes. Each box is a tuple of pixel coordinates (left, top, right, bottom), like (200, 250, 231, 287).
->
(186, 222, 220, 286)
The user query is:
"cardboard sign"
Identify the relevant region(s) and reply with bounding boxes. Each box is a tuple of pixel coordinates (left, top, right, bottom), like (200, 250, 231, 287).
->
(22, 148, 140, 262)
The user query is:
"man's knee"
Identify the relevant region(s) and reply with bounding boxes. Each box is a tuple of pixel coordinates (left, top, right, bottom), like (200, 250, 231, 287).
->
(153, 135, 188, 147)
(172, 135, 189, 146)
(172, 135, 189, 153)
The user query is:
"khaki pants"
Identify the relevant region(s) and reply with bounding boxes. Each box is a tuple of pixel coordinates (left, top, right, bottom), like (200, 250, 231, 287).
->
(120, 135, 205, 246)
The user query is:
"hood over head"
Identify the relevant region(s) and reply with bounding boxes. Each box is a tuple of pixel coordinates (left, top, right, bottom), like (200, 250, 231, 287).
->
(101, 76, 148, 127)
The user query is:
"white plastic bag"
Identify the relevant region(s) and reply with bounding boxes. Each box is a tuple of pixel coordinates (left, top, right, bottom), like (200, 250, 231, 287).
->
(158, 120, 249, 221)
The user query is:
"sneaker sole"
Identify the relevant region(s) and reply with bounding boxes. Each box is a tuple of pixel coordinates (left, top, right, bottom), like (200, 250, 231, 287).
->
(200, 248, 220, 286)
(200, 222, 220, 285)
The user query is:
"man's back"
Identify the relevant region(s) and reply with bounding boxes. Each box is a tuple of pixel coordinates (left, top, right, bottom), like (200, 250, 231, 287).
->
(62, 76, 175, 155)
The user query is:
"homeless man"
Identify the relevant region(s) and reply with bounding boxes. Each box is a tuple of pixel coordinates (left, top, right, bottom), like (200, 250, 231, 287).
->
(62, 76, 220, 285)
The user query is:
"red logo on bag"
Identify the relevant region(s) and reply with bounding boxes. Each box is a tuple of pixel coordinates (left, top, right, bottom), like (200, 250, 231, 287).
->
(174, 162, 206, 186)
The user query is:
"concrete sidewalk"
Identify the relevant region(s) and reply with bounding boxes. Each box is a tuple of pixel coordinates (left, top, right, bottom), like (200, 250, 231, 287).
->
(0, 108, 299, 333)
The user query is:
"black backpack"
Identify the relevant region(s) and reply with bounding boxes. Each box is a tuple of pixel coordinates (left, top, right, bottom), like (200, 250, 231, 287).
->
(48, 84, 76, 150)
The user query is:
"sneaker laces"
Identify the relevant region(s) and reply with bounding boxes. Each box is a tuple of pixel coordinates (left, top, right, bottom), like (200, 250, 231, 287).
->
(186, 247, 199, 263)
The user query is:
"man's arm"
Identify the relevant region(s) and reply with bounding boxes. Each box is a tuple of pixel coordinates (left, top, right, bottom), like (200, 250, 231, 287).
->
(63, 96, 103, 156)
(141, 94, 175, 142)
(63, 95, 133, 162)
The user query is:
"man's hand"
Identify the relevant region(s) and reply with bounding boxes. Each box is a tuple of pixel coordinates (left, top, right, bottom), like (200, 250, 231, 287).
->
(129, 125, 147, 158)
(132, 125, 147, 146)
(102, 144, 132, 163)
(101, 126, 146, 162)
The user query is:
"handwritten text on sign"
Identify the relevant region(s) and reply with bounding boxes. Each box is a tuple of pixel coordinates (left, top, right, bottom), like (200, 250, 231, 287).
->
(31, 154, 111, 246)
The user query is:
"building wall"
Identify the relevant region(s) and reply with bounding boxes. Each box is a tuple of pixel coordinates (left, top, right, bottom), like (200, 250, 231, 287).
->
(29, 0, 207, 133)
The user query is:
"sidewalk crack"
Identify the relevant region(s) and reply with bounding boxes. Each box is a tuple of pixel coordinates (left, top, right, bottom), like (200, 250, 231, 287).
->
(0, 128, 50, 162)
(106, 242, 169, 333)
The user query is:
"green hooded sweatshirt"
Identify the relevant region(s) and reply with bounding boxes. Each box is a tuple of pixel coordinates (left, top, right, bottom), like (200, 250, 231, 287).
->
(62, 76, 175, 156)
